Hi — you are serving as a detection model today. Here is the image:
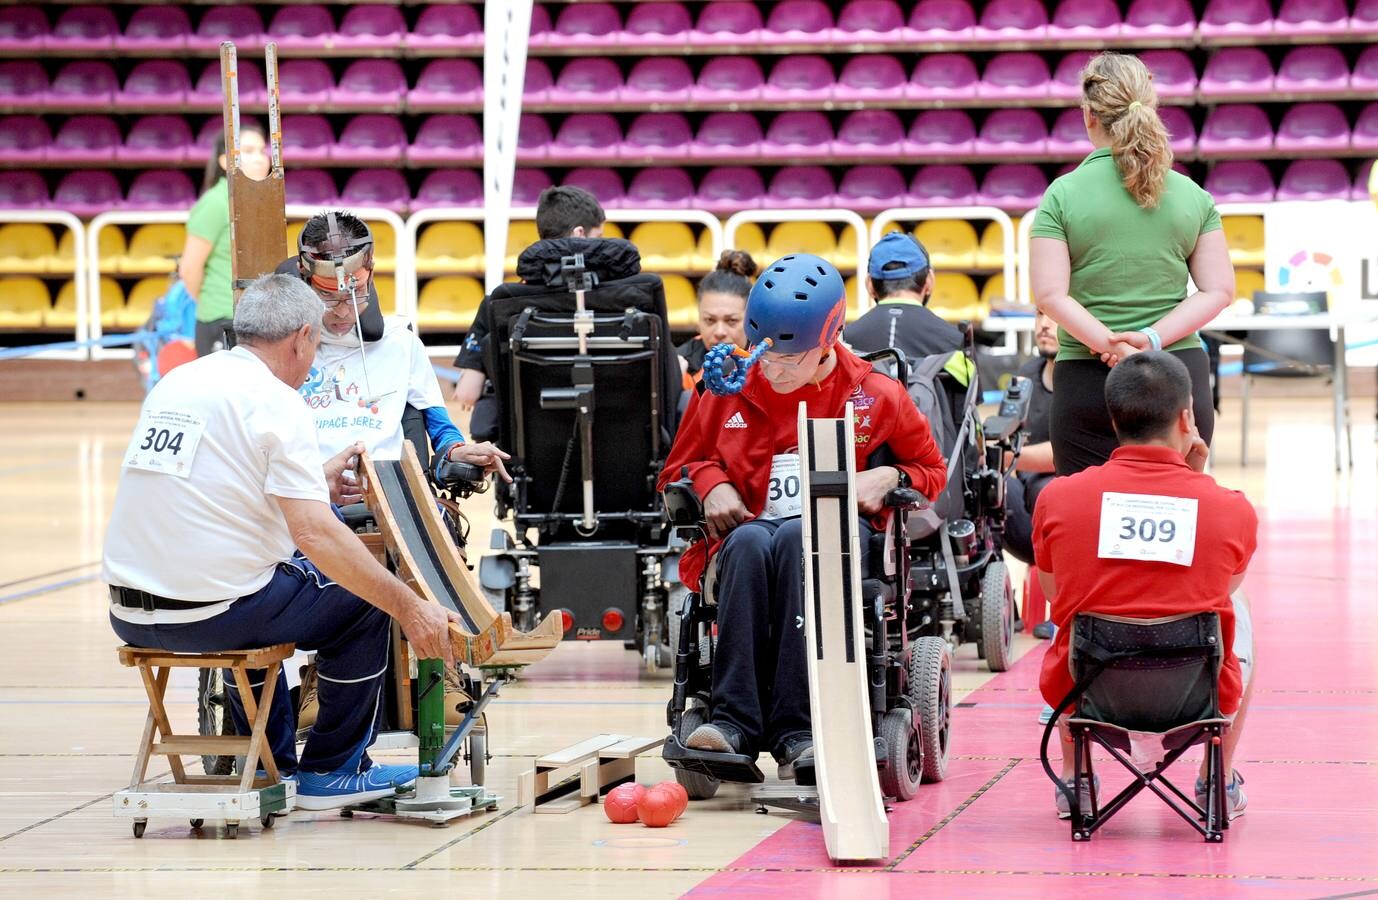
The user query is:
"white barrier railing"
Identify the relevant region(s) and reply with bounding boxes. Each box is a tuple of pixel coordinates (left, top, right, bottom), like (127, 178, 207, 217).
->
(0, 210, 86, 360)
(870, 206, 1017, 309)
(723, 208, 870, 312)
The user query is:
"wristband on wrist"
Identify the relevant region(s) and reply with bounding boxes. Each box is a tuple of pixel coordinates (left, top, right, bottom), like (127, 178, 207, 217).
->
(1140, 327, 1163, 351)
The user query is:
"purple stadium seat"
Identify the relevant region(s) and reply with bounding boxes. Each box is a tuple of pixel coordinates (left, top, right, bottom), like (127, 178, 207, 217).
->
(126, 169, 196, 210)
(762, 111, 834, 159)
(1158, 106, 1197, 156)
(909, 165, 978, 207)
(975, 0, 1048, 40)
(625, 168, 695, 209)
(909, 54, 979, 101)
(693, 1, 764, 45)
(1278, 0, 1349, 33)
(191, 59, 265, 109)
(0, 116, 49, 163)
(835, 55, 907, 103)
(836, 109, 905, 158)
(47, 115, 120, 163)
(1355, 0, 1378, 32)
(1048, 0, 1121, 39)
(118, 61, 191, 109)
(907, 0, 976, 41)
(694, 112, 763, 160)
(694, 57, 765, 102)
(267, 6, 333, 50)
(285, 169, 338, 207)
(517, 114, 553, 162)
(1199, 0, 1273, 39)
(512, 169, 553, 207)
(1275, 103, 1351, 153)
(0, 61, 46, 105)
(548, 58, 623, 105)
(762, 56, 835, 102)
(1353, 46, 1378, 92)
(1276, 46, 1350, 93)
(408, 4, 482, 51)
(1354, 160, 1375, 201)
(1354, 103, 1378, 152)
(408, 115, 480, 165)
(280, 115, 334, 165)
(1276, 159, 1351, 201)
(124, 115, 194, 163)
(978, 53, 1051, 100)
(0, 7, 47, 52)
(277, 60, 334, 107)
(1139, 50, 1197, 100)
(623, 58, 694, 103)
(526, 5, 553, 47)
(1049, 51, 1096, 100)
(1199, 48, 1274, 98)
(333, 114, 406, 164)
(46, 7, 117, 52)
(335, 6, 405, 50)
(1204, 160, 1275, 203)
(47, 61, 118, 110)
(119, 7, 191, 52)
(524, 60, 554, 104)
(697, 167, 766, 214)
(341, 169, 409, 214)
(976, 109, 1049, 156)
(550, 113, 621, 162)
(1047, 108, 1092, 155)
(838, 166, 907, 214)
(1122, 0, 1195, 39)
(410, 59, 482, 109)
(53, 171, 122, 218)
(624, 2, 692, 46)
(334, 60, 406, 106)
(836, 1, 906, 41)
(192, 118, 222, 158)
(413, 169, 482, 209)
(187, 7, 264, 52)
(0, 171, 47, 208)
(767, 166, 837, 209)
(979, 164, 1048, 211)
(563, 169, 627, 208)
(764, 0, 834, 42)
(547, 3, 621, 49)
(624, 113, 694, 161)
(1197, 105, 1274, 155)
(908, 110, 977, 157)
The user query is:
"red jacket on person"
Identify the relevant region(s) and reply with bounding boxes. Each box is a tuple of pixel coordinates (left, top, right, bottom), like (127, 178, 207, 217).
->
(658, 344, 947, 593)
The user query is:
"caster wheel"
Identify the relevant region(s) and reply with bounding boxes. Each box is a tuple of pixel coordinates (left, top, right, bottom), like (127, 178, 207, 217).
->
(226, 823, 239, 840)
(260, 812, 274, 829)
(132, 820, 146, 839)
(189, 819, 204, 829)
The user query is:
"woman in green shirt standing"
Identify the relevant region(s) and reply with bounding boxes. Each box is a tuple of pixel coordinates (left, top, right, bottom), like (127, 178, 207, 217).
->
(1030, 52, 1235, 475)
(179, 123, 269, 356)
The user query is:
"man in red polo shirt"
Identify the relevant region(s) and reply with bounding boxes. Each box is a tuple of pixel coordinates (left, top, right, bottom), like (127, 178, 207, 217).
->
(1033, 351, 1257, 820)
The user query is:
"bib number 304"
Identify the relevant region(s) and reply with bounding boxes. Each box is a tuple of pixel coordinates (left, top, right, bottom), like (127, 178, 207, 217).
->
(1097, 492, 1198, 567)
(125, 409, 206, 479)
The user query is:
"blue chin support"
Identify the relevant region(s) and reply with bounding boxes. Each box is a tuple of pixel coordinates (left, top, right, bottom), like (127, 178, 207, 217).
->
(702, 339, 773, 396)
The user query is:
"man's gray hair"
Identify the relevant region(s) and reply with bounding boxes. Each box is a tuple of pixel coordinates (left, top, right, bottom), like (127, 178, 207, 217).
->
(232, 274, 324, 344)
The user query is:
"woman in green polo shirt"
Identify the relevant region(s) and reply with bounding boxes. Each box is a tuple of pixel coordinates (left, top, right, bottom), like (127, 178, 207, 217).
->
(1030, 52, 1235, 475)
(178, 123, 269, 356)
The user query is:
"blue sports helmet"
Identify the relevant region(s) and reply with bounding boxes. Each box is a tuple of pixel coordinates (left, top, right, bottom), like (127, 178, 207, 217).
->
(744, 253, 847, 355)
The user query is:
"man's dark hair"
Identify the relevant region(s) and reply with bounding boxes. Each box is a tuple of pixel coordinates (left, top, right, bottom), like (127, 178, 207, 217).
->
(300, 210, 370, 248)
(1105, 351, 1193, 441)
(535, 185, 605, 240)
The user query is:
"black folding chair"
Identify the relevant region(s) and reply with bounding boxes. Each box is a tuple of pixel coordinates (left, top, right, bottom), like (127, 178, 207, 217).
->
(1039, 612, 1232, 842)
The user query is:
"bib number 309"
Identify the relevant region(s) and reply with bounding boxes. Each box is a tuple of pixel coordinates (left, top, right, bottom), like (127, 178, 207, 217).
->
(125, 409, 205, 479)
(1097, 491, 1198, 567)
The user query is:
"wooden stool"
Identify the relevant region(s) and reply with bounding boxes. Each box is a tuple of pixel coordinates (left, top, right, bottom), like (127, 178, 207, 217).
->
(114, 643, 296, 838)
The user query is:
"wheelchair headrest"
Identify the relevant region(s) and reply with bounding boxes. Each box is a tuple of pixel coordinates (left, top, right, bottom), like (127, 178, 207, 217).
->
(517, 238, 642, 288)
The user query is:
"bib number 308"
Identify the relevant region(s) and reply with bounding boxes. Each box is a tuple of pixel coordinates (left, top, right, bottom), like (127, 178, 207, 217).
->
(125, 409, 205, 479)
(1097, 491, 1198, 567)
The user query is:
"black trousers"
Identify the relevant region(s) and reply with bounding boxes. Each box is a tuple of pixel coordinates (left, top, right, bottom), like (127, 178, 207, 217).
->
(195, 317, 234, 357)
(1002, 471, 1053, 566)
(1050, 347, 1214, 476)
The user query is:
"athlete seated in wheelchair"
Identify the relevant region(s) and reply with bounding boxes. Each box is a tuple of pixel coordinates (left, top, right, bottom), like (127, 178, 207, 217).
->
(656, 253, 954, 800)
(474, 234, 686, 666)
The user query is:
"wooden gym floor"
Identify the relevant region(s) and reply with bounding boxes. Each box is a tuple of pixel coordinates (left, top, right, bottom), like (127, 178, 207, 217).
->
(0, 397, 1374, 898)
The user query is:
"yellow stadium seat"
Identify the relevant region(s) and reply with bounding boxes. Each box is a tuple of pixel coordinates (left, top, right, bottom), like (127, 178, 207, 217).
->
(694, 225, 715, 271)
(662, 274, 697, 328)
(505, 221, 541, 271)
(286, 221, 305, 260)
(417, 276, 484, 329)
(1221, 216, 1264, 267)
(980, 273, 1013, 306)
(365, 220, 395, 273)
(843, 276, 862, 321)
(928, 273, 986, 322)
(631, 222, 696, 271)
(373, 276, 396, 316)
(914, 220, 979, 269)
(732, 222, 767, 262)
(976, 218, 1016, 269)
(599, 221, 624, 240)
(47, 278, 124, 329)
(53, 229, 79, 275)
(94, 226, 127, 274)
(836, 224, 861, 271)
(119, 277, 166, 328)
(121, 224, 185, 274)
(416, 221, 484, 274)
(0, 276, 50, 327)
(765, 221, 838, 263)
(0, 224, 59, 274)
(1235, 267, 1265, 304)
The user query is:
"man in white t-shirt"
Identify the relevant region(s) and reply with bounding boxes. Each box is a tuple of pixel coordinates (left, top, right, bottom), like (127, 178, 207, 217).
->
(103, 274, 464, 811)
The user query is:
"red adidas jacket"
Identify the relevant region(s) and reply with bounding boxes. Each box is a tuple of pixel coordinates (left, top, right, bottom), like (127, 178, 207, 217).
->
(658, 344, 947, 592)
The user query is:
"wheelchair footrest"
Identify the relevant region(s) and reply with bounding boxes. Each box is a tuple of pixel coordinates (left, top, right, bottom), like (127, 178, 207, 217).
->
(662, 733, 764, 785)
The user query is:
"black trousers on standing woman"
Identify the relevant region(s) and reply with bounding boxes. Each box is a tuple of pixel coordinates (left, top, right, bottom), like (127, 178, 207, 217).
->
(1050, 346, 1214, 476)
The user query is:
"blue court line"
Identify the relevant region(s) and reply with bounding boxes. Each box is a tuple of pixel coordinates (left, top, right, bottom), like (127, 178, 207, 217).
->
(0, 574, 100, 606)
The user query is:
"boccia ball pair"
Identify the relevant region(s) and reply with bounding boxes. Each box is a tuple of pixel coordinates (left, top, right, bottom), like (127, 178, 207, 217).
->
(603, 781, 688, 827)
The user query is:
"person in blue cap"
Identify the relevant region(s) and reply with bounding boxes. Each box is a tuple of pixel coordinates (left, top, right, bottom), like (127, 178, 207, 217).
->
(843, 231, 964, 364)
(658, 253, 947, 778)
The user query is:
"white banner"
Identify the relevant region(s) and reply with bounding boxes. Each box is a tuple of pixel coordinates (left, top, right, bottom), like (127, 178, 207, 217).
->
(483, 1, 534, 292)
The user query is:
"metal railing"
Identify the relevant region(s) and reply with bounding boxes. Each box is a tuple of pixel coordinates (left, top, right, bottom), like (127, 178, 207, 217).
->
(871, 206, 1017, 308)
(0, 210, 87, 360)
(723, 208, 870, 312)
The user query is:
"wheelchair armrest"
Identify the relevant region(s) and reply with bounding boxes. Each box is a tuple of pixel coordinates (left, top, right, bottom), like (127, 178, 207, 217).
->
(982, 414, 1022, 443)
(338, 502, 374, 532)
(432, 457, 488, 495)
(883, 487, 926, 510)
(982, 375, 1033, 444)
(662, 466, 705, 528)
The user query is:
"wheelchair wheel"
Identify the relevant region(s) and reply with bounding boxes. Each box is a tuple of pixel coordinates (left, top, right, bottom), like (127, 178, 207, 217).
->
(196, 667, 237, 777)
(979, 561, 1015, 673)
(909, 637, 952, 783)
(674, 705, 721, 800)
(878, 707, 921, 801)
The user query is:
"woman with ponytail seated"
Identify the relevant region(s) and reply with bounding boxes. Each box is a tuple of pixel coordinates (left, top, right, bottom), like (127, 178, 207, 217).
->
(677, 250, 756, 389)
(1030, 51, 1235, 476)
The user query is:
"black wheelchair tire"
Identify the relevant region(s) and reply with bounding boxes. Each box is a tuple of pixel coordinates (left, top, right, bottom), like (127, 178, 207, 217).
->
(674, 705, 722, 800)
(909, 637, 952, 783)
(980, 561, 1015, 673)
(196, 667, 238, 776)
(878, 707, 921, 801)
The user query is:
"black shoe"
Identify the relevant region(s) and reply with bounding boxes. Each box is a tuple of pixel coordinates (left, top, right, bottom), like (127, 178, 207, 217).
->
(775, 735, 814, 781)
(1032, 621, 1055, 640)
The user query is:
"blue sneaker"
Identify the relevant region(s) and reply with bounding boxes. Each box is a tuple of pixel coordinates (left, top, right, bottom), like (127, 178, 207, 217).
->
(295, 764, 418, 811)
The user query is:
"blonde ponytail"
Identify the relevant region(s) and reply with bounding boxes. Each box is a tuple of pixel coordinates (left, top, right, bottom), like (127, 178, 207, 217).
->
(1081, 52, 1173, 209)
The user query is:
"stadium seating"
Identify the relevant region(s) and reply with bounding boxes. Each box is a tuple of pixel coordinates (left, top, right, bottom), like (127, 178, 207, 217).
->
(1046, 108, 1091, 155)
(187, 7, 263, 52)
(1205, 160, 1276, 203)
(694, 112, 764, 161)
(46, 116, 120, 164)
(837, 0, 907, 41)
(124, 116, 194, 164)
(624, 2, 693, 47)
(333, 115, 406, 164)
(625, 113, 695, 161)
(0, 61, 46, 106)
(1049, 0, 1121, 39)
(907, 0, 977, 41)
(408, 4, 482, 51)
(408, 115, 480, 165)
(1199, 48, 1274, 98)
(977, 109, 1049, 156)
(838, 166, 908, 214)
(48, 61, 118, 110)
(548, 58, 623, 105)
(910, 54, 979, 101)
(125, 170, 196, 211)
(631, 222, 699, 270)
(409, 59, 482, 109)
(624, 58, 694, 104)
(693, 2, 764, 45)
(928, 273, 984, 321)
(121, 224, 185, 273)
(697, 167, 766, 214)
(0, 223, 58, 274)
(1354, 161, 1376, 200)
(978, 53, 1051, 100)
(49, 277, 123, 330)
(334, 6, 405, 51)
(1140, 50, 1198, 100)
(412, 169, 482, 210)
(511, 169, 553, 207)
(626, 167, 696, 209)
(1198, 105, 1274, 155)
(564, 168, 628, 209)
(516, 115, 553, 162)
(418, 276, 484, 328)
(120, 7, 191, 52)
(1050, 51, 1096, 100)
(977, 219, 1015, 268)
(1276, 158, 1353, 201)
(334, 60, 406, 106)
(1278, 0, 1349, 34)
(763, 55, 834, 102)
(1353, 103, 1378, 151)
(979, 165, 1048, 211)
(915, 219, 980, 269)
(48, 7, 118, 52)
(835, 55, 908, 103)
(416, 222, 484, 273)
(837, 110, 906, 158)
(0, 115, 48, 163)
(910, 110, 977, 158)
(53, 171, 121, 218)
(765, 0, 835, 42)
(910, 165, 979, 207)
(695, 56, 765, 102)
(767, 166, 837, 209)
(1275, 103, 1351, 153)
(117, 276, 165, 329)
(1221, 216, 1266, 265)
(1198, 0, 1274, 39)
(1159, 107, 1198, 156)
(1350, 45, 1378, 92)
(0, 277, 50, 328)
(0, 7, 47, 52)
(762, 111, 834, 159)
(1276, 46, 1350, 93)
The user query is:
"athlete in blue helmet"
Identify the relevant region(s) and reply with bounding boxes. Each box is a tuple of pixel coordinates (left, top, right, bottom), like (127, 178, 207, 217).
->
(658, 254, 947, 777)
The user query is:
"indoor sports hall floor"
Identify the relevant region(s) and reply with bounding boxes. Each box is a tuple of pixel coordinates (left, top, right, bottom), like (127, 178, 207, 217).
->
(1, 397, 1374, 898)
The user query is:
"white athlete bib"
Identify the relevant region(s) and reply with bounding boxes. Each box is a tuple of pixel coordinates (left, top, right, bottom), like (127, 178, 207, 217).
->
(762, 453, 803, 520)
(1097, 492, 1198, 567)
(124, 408, 205, 479)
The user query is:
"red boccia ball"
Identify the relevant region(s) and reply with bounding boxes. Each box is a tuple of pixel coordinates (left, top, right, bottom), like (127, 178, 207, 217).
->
(657, 780, 689, 818)
(604, 782, 643, 824)
(636, 785, 679, 828)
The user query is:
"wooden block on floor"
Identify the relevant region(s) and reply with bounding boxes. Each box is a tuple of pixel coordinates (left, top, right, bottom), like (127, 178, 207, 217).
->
(520, 733, 667, 814)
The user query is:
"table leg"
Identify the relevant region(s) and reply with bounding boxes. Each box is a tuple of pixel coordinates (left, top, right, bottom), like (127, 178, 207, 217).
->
(1334, 325, 1348, 471)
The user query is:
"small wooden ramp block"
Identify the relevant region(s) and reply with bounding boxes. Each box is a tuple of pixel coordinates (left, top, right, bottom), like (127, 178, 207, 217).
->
(518, 734, 665, 814)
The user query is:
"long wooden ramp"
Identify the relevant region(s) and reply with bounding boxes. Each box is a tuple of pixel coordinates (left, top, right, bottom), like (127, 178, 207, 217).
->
(361, 443, 563, 668)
